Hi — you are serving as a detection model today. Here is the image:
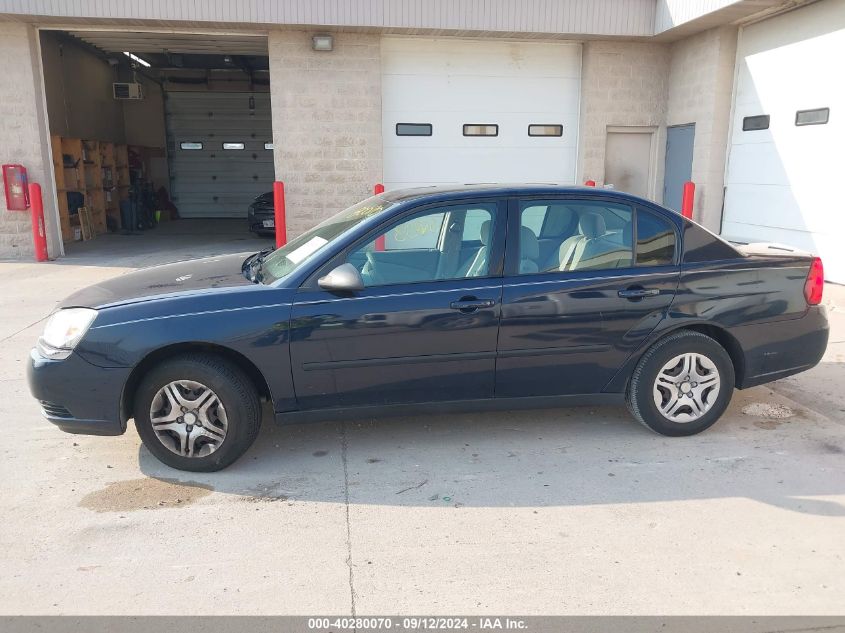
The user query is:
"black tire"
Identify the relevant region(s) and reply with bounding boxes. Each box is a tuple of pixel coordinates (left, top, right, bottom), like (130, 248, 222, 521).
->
(626, 330, 735, 437)
(134, 353, 261, 471)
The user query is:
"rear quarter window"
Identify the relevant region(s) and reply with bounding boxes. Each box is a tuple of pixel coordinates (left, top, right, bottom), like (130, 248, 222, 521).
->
(636, 210, 676, 266)
(682, 222, 742, 263)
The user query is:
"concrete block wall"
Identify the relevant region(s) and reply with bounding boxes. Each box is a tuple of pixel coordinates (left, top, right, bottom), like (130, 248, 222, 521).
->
(0, 22, 58, 260)
(268, 31, 383, 238)
(667, 26, 738, 232)
(578, 40, 670, 190)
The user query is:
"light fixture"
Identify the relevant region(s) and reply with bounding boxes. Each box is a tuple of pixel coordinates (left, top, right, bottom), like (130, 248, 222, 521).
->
(122, 51, 151, 68)
(312, 34, 333, 52)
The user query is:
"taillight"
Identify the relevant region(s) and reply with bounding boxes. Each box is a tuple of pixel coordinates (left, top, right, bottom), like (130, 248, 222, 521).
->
(803, 257, 824, 305)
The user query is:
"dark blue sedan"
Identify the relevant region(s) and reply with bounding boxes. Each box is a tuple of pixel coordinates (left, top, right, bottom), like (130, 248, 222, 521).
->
(28, 185, 829, 471)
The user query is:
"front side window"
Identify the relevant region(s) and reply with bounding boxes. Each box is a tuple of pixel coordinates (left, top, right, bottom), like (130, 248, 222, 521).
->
(260, 196, 394, 284)
(346, 203, 498, 287)
(517, 199, 633, 273)
(636, 209, 676, 266)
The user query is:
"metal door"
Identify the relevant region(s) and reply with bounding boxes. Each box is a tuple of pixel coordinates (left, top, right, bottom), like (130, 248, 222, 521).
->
(604, 127, 655, 198)
(165, 91, 274, 218)
(663, 124, 695, 212)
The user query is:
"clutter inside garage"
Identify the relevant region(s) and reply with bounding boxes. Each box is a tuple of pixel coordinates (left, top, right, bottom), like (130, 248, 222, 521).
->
(39, 30, 274, 252)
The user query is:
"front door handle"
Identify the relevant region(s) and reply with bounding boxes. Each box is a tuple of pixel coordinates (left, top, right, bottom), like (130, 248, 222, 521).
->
(450, 298, 496, 312)
(618, 288, 660, 299)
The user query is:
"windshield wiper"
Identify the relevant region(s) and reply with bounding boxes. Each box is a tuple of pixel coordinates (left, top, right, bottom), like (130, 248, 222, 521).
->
(242, 247, 274, 283)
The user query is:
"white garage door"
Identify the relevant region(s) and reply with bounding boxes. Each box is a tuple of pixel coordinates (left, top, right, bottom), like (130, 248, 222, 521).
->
(722, 0, 845, 283)
(166, 91, 274, 219)
(382, 38, 581, 190)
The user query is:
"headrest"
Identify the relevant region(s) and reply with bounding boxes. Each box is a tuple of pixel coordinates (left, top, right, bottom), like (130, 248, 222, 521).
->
(622, 222, 633, 246)
(520, 226, 539, 259)
(479, 220, 492, 246)
(578, 213, 606, 239)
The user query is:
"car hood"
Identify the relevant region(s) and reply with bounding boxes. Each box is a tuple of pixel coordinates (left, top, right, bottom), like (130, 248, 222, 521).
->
(59, 253, 255, 309)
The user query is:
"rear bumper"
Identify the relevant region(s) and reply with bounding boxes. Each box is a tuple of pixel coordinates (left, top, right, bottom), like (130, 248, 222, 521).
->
(733, 305, 829, 388)
(248, 205, 274, 233)
(26, 348, 130, 436)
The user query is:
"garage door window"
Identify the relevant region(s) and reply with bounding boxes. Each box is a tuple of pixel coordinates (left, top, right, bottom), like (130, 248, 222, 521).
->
(396, 123, 432, 136)
(463, 124, 498, 137)
(180, 142, 203, 150)
(222, 142, 245, 150)
(795, 108, 829, 126)
(742, 115, 770, 131)
(528, 124, 563, 137)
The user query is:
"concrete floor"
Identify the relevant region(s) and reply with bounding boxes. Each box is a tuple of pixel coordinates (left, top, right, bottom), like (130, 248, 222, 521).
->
(0, 222, 843, 615)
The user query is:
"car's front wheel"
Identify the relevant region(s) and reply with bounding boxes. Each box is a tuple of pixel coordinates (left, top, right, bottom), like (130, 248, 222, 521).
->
(134, 354, 261, 471)
(627, 330, 735, 436)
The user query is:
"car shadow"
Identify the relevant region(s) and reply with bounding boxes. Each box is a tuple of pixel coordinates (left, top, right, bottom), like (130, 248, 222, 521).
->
(136, 386, 845, 517)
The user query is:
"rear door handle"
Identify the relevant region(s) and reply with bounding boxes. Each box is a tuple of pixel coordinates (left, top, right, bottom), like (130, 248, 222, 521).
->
(618, 288, 660, 299)
(450, 298, 496, 312)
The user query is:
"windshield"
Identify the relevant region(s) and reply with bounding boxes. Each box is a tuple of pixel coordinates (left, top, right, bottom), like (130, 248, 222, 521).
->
(259, 195, 393, 284)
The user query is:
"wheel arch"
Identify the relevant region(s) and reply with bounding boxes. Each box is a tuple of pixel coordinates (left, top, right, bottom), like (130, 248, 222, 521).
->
(679, 323, 745, 387)
(120, 342, 273, 424)
(607, 321, 746, 393)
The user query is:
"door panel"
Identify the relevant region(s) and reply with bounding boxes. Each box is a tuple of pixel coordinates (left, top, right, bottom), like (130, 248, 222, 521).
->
(289, 199, 506, 410)
(290, 280, 502, 409)
(496, 269, 677, 397)
(496, 197, 680, 397)
(604, 128, 655, 198)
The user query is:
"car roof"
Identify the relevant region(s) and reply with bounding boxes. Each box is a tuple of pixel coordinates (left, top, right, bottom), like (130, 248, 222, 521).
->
(380, 183, 658, 208)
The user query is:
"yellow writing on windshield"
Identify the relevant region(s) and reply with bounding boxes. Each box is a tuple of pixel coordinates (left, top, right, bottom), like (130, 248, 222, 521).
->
(352, 205, 385, 219)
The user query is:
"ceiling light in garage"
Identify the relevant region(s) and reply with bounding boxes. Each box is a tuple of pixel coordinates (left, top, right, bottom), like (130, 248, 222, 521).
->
(123, 51, 151, 68)
(312, 35, 333, 51)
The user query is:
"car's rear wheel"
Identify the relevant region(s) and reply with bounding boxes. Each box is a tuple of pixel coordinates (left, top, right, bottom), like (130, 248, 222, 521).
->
(627, 330, 735, 436)
(134, 354, 260, 471)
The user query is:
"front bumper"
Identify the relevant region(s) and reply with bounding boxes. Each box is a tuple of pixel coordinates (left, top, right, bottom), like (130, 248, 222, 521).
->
(26, 348, 131, 436)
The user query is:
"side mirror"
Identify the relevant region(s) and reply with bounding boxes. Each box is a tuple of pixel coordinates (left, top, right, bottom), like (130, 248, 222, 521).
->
(318, 263, 365, 292)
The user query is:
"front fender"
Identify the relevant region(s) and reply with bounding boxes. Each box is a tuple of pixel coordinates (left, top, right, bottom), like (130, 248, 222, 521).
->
(75, 287, 296, 413)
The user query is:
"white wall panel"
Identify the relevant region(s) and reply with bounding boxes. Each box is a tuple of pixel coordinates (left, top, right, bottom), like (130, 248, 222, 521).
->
(0, 0, 656, 37)
(723, 0, 845, 282)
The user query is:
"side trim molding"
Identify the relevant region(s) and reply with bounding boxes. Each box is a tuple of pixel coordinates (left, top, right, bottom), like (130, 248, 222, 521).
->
(274, 392, 626, 424)
(302, 350, 497, 371)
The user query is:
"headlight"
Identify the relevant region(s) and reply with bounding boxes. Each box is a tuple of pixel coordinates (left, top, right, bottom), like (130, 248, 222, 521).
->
(37, 308, 97, 360)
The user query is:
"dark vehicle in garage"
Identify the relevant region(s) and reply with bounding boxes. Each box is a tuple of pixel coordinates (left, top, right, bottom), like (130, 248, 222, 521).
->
(28, 185, 829, 471)
(247, 191, 274, 236)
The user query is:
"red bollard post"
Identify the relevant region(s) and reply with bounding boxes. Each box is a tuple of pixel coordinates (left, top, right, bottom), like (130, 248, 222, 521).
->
(28, 182, 48, 262)
(681, 181, 695, 220)
(273, 181, 287, 248)
(585, 180, 596, 187)
(374, 183, 386, 251)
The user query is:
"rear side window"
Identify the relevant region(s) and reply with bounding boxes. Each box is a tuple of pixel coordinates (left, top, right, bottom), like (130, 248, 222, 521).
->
(516, 199, 633, 274)
(636, 210, 676, 266)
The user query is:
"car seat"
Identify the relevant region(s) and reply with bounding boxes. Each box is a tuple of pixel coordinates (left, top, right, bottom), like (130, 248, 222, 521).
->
(557, 212, 630, 271)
